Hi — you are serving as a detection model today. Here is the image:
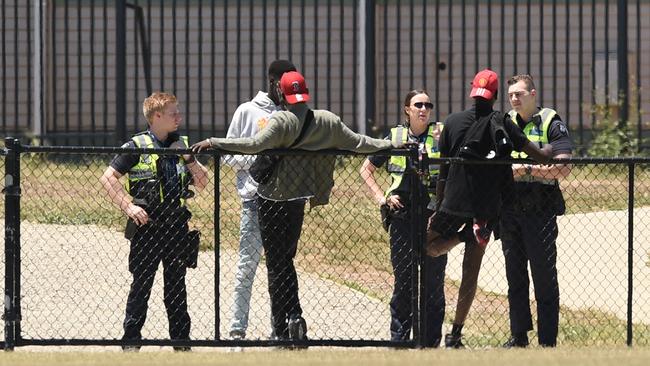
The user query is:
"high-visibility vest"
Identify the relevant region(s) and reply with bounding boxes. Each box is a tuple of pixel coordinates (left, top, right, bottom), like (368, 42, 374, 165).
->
(126, 132, 190, 205)
(385, 124, 440, 197)
(509, 108, 558, 185)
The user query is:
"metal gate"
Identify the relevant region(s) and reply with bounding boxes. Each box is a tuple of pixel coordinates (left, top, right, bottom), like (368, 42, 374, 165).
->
(2, 1, 649, 148)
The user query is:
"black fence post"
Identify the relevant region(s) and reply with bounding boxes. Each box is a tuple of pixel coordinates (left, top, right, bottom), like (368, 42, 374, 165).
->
(617, 0, 629, 128)
(115, 0, 127, 144)
(3, 137, 21, 351)
(407, 146, 421, 349)
(213, 152, 221, 341)
(364, 0, 376, 135)
(415, 145, 428, 349)
(626, 162, 634, 347)
(126, 3, 152, 96)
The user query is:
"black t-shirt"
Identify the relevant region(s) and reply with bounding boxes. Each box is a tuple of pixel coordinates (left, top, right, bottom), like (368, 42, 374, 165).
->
(110, 131, 184, 210)
(438, 103, 530, 219)
(368, 125, 434, 204)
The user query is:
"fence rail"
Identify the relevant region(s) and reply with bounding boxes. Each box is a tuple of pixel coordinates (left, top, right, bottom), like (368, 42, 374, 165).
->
(2, 139, 650, 350)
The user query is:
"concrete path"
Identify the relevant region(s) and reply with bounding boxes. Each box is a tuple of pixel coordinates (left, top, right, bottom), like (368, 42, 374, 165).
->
(1, 208, 648, 346)
(445, 207, 650, 324)
(0, 222, 389, 341)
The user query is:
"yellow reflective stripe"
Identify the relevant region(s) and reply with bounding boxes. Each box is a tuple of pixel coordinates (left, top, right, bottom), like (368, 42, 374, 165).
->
(387, 161, 405, 173)
(129, 170, 155, 180)
(513, 175, 557, 185)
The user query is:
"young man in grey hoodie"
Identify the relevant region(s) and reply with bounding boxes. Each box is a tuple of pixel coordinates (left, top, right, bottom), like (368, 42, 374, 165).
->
(192, 71, 404, 344)
(224, 60, 297, 340)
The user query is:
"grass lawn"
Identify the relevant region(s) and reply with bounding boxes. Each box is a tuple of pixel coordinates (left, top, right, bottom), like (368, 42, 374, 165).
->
(1, 347, 650, 366)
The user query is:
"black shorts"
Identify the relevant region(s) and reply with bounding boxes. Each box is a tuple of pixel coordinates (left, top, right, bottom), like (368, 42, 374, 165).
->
(427, 210, 473, 241)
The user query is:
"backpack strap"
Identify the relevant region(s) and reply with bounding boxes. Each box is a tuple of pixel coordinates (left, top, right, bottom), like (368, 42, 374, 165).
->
(289, 109, 314, 148)
(457, 111, 498, 158)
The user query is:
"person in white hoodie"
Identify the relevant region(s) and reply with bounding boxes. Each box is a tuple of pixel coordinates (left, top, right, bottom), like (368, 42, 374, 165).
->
(224, 60, 297, 340)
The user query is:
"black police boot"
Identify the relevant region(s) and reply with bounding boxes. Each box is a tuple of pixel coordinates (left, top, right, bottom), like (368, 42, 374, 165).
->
(121, 333, 142, 352)
(287, 316, 308, 349)
(444, 333, 465, 349)
(503, 333, 529, 348)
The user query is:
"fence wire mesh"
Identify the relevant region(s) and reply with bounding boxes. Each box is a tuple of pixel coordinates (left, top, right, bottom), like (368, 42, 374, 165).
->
(2, 149, 650, 348)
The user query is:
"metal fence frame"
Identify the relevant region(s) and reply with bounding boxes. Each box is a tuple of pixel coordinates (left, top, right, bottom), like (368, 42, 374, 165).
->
(2, 0, 649, 150)
(3, 136, 648, 350)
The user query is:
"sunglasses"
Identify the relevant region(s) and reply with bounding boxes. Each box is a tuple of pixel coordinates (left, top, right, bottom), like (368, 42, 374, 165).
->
(412, 102, 434, 110)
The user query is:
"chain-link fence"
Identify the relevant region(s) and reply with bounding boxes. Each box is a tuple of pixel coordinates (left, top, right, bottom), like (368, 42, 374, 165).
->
(3, 141, 650, 349)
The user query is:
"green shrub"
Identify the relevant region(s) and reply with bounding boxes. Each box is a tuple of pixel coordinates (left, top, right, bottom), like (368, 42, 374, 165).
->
(587, 119, 639, 157)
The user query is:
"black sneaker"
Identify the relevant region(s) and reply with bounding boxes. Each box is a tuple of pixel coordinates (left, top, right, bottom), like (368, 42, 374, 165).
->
(502, 336, 529, 348)
(287, 316, 308, 349)
(444, 333, 465, 349)
(230, 330, 246, 340)
(121, 345, 141, 353)
(121, 335, 141, 353)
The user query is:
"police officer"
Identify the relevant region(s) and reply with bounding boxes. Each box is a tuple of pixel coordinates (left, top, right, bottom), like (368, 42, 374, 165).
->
(501, 75, 573, 348)
(100, 92, 208, 351)
(360, 90, 447, 348)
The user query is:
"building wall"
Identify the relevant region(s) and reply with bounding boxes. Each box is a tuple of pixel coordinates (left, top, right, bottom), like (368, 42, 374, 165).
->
(3, 0, 649, 148)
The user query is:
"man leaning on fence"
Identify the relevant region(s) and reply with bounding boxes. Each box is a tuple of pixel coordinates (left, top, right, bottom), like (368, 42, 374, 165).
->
(192, 71, 407, 344)
(500, 74, 573, 348)
(223, 59, 297, 341)
(100, 92, 208, 352)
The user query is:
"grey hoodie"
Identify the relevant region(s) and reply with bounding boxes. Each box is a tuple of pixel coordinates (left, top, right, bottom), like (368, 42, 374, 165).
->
(224, 91, 281, 200)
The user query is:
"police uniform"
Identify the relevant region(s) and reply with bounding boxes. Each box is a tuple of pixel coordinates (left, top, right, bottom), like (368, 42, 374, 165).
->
(500, 108, 573, 347)
(368, 123, 447, 347)
(110, 131, 194, 343)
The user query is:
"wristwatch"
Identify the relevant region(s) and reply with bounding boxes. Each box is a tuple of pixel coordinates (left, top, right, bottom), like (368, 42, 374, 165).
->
(525, 164, 533, 176)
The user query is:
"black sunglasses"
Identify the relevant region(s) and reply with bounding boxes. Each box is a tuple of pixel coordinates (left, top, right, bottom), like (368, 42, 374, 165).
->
(412, 102, 434, 110)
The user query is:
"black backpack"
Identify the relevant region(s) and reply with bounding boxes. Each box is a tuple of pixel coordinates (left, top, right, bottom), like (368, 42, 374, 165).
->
(458, 111, 513, 160)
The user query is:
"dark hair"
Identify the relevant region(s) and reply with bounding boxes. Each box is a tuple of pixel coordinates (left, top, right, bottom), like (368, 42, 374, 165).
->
(507, 74, 536, 91)
(268, 60, 297, 80)
(403, 89, 429, 121)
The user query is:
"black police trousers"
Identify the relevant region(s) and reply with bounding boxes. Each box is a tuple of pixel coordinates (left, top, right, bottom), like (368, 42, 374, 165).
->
(257, 197, 306, 338)
(500, 206, 559, 346)
(123, 222, 191, 341)
(389, 208, 447, 347)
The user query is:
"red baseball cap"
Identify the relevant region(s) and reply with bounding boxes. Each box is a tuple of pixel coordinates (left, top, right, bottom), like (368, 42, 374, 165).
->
(469, 69, 499, 100)
(280, 71, 310, 104)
